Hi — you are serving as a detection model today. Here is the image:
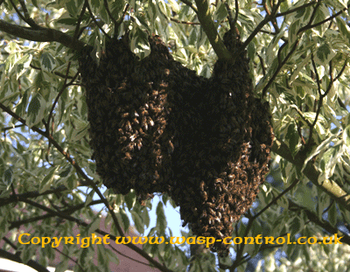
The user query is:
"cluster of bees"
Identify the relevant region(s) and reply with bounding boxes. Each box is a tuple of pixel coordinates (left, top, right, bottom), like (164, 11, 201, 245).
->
(79, 30, 273, 255)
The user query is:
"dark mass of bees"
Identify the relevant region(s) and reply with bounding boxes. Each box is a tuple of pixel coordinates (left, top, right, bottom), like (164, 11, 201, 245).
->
(79, 30, 273, 255)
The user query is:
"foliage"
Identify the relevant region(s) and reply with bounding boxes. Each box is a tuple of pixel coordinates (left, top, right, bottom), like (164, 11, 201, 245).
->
(1, 0, 350, 271)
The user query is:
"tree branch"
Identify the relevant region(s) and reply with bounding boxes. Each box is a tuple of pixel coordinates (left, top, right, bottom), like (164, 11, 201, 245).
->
(271, 138, 350, 211)
(180, 0, 198, 13)
(9, 0, 39, 29)
(14, 198, 173, 272)
(29, 64, 75, 79)
(194, 0, 232, 60)
(9, 200, 104, 229)
(276, 1, 318, 18)
(103, 0, 118, 26)
(253, 179, 300, 220)
(86, 1, 111, 39)
(0, 20, 88, 51)
(73, 0, 88, 40)
(0, 186, 69, 208)
(0, 101, 126, 240)
(170, 17, 201, 25)
(298, 7, 348, 34)
(0, 249, 50, 272)
(53, 247, 86, 272)
(288, 199, 350, 245)
(114, 4, 130, 37)
(47, 63, 79, 133)
(261, 39, 299, 99)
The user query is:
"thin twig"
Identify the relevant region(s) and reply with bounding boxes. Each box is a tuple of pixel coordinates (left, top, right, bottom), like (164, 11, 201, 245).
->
(261, 39, 299, 99)
(170, 17, 200, 25)
(13, 198, 173, 272)
(292, 106, 312, 127)
(30, 64, 74, 79)
(307, 54, 324, 148)
(104, 0, 118, 26)
(0, 186, 69, 208)
(54, 247, 86, 272)
(9, 200, 104, 229)
(240, 13, 273, 52)
(233, 0, 239, 29)
(240, 1, 318, 53)
(257, 54, 266, 76)
(2, 237, 17, 250)
(224, 1, 234, 29)
(73, 0, 88, 40)
(18, 0, 31, 20)
(86, 1, 111, 39)
(230, 179, 299, 271)
(2, 124, 25, 132)
(107, 244, 152, 267)
(180, 0, 198, 13)
(0, 101, 126, 255)
(0, 102, 94, 186)
(0, 20, 88, 51)
(311, 53, 322, 96)
(0, 249, 50, 272)
(9, 0, 39, 29)
(253, 179, 300, 220)
(333, 57, 348, 82)
(298, 7, 347, 34)
(9, 0, 27, 23)
(115, 4, 130, 36)
(264, 0, 280, 34)
(276, 1, 317, 18)
(47, 63, 79, 134)
(288, 199, 350, 245)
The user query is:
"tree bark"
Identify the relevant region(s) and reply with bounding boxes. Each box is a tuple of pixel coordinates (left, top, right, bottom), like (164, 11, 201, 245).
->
(0, 20, 88, 51)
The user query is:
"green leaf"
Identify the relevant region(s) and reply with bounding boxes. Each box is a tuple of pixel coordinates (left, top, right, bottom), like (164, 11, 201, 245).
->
(288, 20, 300, 45)
(90, 0, 100, 10)
(39, 166, 58, 193)
(3, 167, 13, 189)
(27, 93, 46, 127)
(315, 43, 336, 65)
(285, 122, 300, 157)
(156, 201, 167, 234)
(328, 202, 337, 227)
(117, 208, 130, 232)
(55, 261, 69, 272)
(56, 17, 78, 26)
(125, 190, 136, 210)
(15, 54, 33, 79)
(87, 216, 101, 234)
(343, 125, 350, 148)
(71, 120, 89, 141)
(131, 210, 144, 234)
(66, 0, 79, 16)
(105, 246, 120, 265)
(40, 52, 56, 72)
(31, 0, 39, 7)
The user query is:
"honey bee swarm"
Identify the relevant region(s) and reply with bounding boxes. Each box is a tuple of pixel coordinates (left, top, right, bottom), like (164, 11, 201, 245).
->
(79, 30, 273, 255)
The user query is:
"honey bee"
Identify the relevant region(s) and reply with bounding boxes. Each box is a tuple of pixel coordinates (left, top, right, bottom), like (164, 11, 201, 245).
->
(149, 118, 154, 126)
(124, 152, 132, 160)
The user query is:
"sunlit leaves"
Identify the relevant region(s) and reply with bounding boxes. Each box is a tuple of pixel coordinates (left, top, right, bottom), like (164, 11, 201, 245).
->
(39, 166, 59, 193)
(27, 93, 46, 127)
(343, 125, 350, 148)
(156, 201, 167, 234)
(315, 43, 336, 65)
